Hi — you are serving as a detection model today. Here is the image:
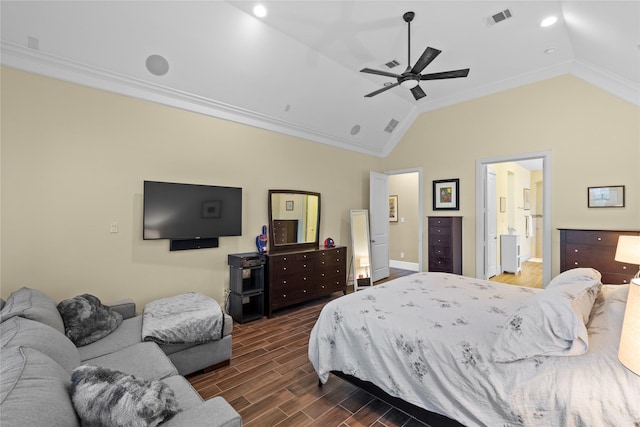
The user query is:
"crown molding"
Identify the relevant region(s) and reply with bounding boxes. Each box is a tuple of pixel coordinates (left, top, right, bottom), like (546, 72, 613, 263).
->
(0, 41, 389, 157)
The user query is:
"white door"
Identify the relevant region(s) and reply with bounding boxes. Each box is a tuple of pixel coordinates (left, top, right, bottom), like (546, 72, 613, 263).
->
(486, 167, 498, 278)
(369, 171, 390, 282)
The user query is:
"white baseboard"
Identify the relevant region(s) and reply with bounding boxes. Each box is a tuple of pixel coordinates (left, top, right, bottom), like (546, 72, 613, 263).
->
(390, 260, 419, 271)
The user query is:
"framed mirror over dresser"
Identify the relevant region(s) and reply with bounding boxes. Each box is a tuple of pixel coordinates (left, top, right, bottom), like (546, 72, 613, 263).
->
(265, 190, 347, 317)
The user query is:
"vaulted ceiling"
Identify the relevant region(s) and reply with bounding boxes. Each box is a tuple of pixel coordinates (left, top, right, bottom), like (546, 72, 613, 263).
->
(2, 1, 639, 157)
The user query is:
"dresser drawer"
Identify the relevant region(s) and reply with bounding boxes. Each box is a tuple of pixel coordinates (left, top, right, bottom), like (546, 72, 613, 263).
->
(429, 245, 452, 257)
(429, 258, 453, 272)
(270, 254, 314, 274)
(602, 272, 637, 285)
(270, 287, 314, 309)
(563, 230, 632, 246)
(428, 217, 453, 227)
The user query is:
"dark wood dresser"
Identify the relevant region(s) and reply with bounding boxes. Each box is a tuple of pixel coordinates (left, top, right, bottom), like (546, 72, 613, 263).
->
(559, 228, 640, 284)
(266, 246, 347, 316)
(428, 216, 462, 275)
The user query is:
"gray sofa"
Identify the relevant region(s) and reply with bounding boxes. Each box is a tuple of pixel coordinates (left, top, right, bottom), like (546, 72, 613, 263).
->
(0, 287, 241, 426)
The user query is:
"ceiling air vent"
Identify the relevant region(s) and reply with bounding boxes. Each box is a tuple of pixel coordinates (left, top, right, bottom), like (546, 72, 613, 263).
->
(384, 119, 399, 133)
(385, 59, 401, 69)
(485, 9, 513, 27)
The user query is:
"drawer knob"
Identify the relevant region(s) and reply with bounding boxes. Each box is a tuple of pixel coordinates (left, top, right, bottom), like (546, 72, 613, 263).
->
(622, 266, 627, 270)
(283, 267, 287, 271)
(321, 285, 325, 289)
(283, 280, 287, 284)
(623, 280, 628, 284)
(574, 249, 579, 253)
(321, 273, 325, 277)
(597, 237, 602, 241)
(303, 264, 307, 268)
(283, 294, 287, 298)
(303, 289, 307, 293)
(283, 257, 287, 261)
(574, 262, 579, 265)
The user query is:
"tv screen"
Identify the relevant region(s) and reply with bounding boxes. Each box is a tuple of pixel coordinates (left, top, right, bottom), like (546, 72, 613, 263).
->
(143, 181, 242, 240)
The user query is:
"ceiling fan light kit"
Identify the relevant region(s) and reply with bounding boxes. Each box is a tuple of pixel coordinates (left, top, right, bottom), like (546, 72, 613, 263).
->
(360, 11, 470, 101)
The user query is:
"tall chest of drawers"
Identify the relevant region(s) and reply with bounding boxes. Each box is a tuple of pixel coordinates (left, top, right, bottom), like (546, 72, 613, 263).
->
(266, 246, 347, 317)
(559, 229, 640, 284)
(428, 216, 462, 275)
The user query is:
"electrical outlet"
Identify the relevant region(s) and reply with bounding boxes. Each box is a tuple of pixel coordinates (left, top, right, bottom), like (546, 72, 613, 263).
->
(110, 222, 118, 233)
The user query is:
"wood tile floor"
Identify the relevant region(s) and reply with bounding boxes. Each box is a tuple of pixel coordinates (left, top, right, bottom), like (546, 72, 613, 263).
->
(187, 268, 430, 427)
(489, 260, 543, 288)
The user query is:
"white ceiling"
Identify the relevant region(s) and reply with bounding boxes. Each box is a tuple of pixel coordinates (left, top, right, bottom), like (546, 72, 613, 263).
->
(2, 1, 639, 157)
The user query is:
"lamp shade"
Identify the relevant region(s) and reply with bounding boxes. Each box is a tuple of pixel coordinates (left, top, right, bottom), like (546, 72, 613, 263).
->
(619, 279, 640, 376)
(614, 236, 640, 265)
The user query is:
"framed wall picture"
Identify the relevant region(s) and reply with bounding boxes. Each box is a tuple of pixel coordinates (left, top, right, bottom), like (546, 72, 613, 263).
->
(433, 179, 459, 211)
(588, 185, 625, 208)
(286, 200, 294, 211)
(389, 195, 398, 222)
(499, 197, 506, 213)
(523, 188, 531, 210)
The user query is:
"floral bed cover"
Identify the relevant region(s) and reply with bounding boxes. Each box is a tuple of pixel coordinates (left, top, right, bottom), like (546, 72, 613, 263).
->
(308, 272, 640, 426)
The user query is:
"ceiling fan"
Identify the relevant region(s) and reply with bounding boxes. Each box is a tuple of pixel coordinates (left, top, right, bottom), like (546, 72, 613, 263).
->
(360, 11, 470, 100)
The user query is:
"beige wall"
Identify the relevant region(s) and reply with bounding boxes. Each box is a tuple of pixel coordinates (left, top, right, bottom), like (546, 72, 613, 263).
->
(382, 75, 640, 278)
(1, 68, 380, 306)
(389, 172, 419, 263)
(2, 70, 639, 308)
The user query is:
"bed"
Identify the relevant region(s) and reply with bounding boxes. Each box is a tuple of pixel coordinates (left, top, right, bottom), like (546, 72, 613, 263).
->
(308, 271, 640, 426)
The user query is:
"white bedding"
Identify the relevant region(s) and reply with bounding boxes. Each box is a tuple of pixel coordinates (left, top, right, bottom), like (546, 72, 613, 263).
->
(308, 272, 640, 426)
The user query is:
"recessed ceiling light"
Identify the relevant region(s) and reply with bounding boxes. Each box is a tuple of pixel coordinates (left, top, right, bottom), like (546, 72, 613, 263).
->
(253, 4, 267, 18)
(540, 16, 557, 27)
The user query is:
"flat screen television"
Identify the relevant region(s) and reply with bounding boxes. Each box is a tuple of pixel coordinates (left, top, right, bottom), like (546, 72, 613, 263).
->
(143, 180, 242, 240)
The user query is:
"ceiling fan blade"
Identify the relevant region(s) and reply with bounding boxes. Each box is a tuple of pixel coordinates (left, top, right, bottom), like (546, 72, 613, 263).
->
(364, 82, 400, 97)
(360, 68, 401, 79)
(410, 47, 441, 74)
(410, 85, 427, 100)
(420, 68, 470, 80)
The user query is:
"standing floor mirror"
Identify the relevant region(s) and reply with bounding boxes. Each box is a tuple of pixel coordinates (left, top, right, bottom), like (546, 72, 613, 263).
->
(350, 209, 373, 291)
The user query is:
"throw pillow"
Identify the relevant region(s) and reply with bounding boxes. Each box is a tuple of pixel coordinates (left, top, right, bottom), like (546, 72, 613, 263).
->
(70, 365, 180, 427)
(491, 285, 594, 362)
(547, 267, 602, 289)
(57, 294, 123, 346)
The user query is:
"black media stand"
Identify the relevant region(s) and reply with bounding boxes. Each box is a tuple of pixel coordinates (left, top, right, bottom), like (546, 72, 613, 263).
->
(227, 253, 266, 323)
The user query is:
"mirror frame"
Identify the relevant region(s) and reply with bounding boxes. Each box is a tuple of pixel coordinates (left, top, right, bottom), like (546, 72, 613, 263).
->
(350, 209, 373, 291)
(268, 189, 321, 253)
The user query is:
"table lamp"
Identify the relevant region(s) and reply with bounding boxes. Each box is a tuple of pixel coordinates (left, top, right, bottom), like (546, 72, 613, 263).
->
(615, 235, 640, 376)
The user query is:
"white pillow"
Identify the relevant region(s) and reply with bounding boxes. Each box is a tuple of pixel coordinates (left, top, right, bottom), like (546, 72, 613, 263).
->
(491, 281, 601, 362)
(547, 268, 601, 289)
(547, 269, 602, 323)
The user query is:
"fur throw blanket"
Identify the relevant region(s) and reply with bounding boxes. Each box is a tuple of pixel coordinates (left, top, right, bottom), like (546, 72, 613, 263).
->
(70, 365, 180, 427)
(57, 294, 123, 346)
(142, 292, 224, 344)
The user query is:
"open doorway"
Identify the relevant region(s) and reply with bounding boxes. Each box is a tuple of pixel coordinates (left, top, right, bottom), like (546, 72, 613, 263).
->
(388, 170, 422, 272)
(369, 168, 423, 280)
(475, 151, 552, 287)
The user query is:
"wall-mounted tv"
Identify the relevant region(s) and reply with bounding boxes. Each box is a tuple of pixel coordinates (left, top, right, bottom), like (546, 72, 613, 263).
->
(143, 181, 242, 241)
